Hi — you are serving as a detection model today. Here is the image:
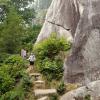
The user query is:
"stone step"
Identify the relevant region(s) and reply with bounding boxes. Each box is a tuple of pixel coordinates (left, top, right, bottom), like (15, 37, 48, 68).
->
(29, 73, 42, 81)
(26, 67, 33, 73)
(37, 96, 49, 100)
(34, 89, 57, 97)
(29, 73, 41, 77)
(34, 80, 45, 89)
(34, 80, 45, 84)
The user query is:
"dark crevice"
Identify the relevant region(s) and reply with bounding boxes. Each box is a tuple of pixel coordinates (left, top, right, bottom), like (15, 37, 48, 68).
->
(47, 20, 71, 31)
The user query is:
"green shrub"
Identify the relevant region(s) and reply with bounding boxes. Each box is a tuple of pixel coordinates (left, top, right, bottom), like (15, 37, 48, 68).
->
(34, 33, 70, 60)
(57, 81, 66, 95)
(49, 94, 59, 100)
(5, 55, 25, 66)
(41, 59, 63, 81)
(0, 74, 32, 100)
(84, 94, 91, 100)
(4, 55, 27, 79)
(21, 73, 32, 91)
(33, 33, 71, 80)
(0, 89, 25, 100)
(0, 65, 15, 94)
(0, 55, 28, 96)
(21, 25, 42, 52)
(0, 53, 10, 64)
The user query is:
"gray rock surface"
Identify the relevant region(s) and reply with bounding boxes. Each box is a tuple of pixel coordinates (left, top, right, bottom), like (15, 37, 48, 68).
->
(60, 80, 100, 100)
(34, 89, 57, 97)
(36, 0, 80, 43)
(64, 0, 100, 84)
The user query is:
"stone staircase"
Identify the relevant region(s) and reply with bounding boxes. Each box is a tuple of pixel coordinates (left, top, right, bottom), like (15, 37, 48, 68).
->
(27, 66, 57, 100)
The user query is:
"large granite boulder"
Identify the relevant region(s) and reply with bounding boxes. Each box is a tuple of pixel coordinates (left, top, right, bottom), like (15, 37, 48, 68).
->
(36, 0, 100, 84)
(64, 0, 100, 84)
(36, 0, 80, 43)
(60, 80, 100, 100)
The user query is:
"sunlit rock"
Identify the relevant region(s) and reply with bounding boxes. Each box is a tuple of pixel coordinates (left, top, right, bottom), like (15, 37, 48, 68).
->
(60, 80, 100, 100)
(36, 0, 80, 43)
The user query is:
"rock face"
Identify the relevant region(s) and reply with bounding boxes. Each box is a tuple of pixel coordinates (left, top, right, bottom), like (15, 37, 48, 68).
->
(64, 0, 100, 84)
(36, 0, 80, 42)
(60, 80, 100, 100)
(36, 0, 100, 84)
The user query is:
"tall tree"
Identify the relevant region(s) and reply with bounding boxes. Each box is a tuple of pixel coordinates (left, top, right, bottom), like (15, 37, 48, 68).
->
(0, 0, 9, 22)
(0, 0, 35, 24)
(10, 0, 35, 24)
(0, 6, 25, 54)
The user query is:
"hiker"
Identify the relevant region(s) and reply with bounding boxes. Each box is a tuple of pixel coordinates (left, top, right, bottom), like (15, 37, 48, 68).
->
(27, 53, 36, 66)
(21, 49, 27, 59)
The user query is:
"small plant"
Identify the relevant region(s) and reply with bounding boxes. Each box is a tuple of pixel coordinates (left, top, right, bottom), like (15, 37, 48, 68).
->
(49, 94, 59, 100)
(57, 81, 66, 95)
(84, 94, 91, 100)
(5, 55, 25, 66)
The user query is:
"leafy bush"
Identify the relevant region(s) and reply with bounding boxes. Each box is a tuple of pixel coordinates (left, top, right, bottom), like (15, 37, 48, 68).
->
(4, 55, 27, 79)
(84, 94, 91, 100)
(49, 94, 59, 100)
(34, 33, 71, 60)
(57, 81, 66, 95)
(0, 55, 29, 97)
(0, 66, 15, 94)
(21, 25, 42, 52)
(33, 33, 71, 80)
(21, 73, 32, 91)
(41, 59, 63, 80)
(0, 74, 32, 100)
(0, 53, 10, 64)
(5, 55, 25, 66)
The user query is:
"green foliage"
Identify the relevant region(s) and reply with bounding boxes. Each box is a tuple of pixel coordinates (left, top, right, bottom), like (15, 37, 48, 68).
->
(0, 55, 29, 97)
(21, 73, 32, 91)
(0, 6, 25, 54)
(0, 0, 35, 24)
(4, 55, 27, 79)
(33, 33, 71, 80)
(0, 2, 40, 54)
(0, 0, 39, 99)
(0, 65, 15, 94)
(34, 33, 71, 60)
(57, 81, 66, 95)
(5, 55, 25, 66)
(41, 59, 63, 80)
(0, 74, 32, 100)
(21, 25, 42, 51)
(0, 53, 10, 63)
(10, 0, 35, 24)
(84, 95, 91, 100)
(49, 94, 59, 100)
